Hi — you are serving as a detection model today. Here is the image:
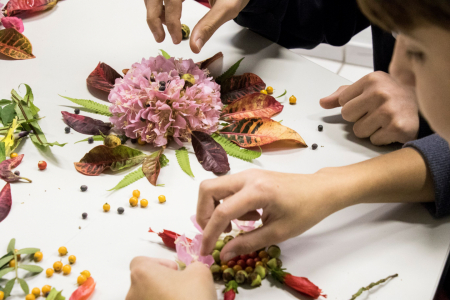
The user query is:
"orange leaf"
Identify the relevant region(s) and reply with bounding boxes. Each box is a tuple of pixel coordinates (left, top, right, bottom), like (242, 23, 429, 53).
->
(221, 93, 283, 121)
(69, 277, 96, 300)
(220, 118, 307, 148)
(0, 28, 35, 60)
(4, 0, 57, 16)
(220, 73, 266, 104)
(196, 52, 223, 70)
(142, 148, 164, 186)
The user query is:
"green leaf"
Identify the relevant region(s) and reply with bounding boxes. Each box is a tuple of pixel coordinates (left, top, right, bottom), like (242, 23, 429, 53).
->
(276, 90, 287, 98)
(59, 95, 112, 116)
(175, 147, 194, 177)
(0, 142, 6, 163)
(16, 248, 40, 255)
(7, 238, 15, 253)
(4, 278, 15, 297)
(0, 255, 13, 268)
(212, 133, 261, 162)
(0, 99, 12, 106)
(159, 154, 169, 168)
(160, 49, 171, 59)
(22, 84, 40, 116)
(0, 267, 14, 278)
(1, 103, 17, 125)
(107, 167, 145, 191)
(18, 278, 29, 295)
(46, 288, 65, 300)
(18, 264, 44, 273)
(216, 57, 244, 84)
(75, 135, 104, 144)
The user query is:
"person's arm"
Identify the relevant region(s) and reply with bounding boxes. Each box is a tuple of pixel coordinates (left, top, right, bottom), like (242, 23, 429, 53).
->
(197, 148, 434, 261)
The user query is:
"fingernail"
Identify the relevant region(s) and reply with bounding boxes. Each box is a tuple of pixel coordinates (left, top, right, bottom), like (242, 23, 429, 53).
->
(154, 33, 160, 42)
(196, 38, 204, 51)
(223, 251, 236, 262)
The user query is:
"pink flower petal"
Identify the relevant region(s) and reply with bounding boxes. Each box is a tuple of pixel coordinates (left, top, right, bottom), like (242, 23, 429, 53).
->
(232, 220, 256, 232)
(1, 17, 24, 33)
(175, 234, 214, 267)
(190, 215, 203, 233)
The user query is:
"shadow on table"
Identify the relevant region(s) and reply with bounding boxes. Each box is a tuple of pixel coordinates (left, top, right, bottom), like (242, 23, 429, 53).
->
(231, 29, 274, 55)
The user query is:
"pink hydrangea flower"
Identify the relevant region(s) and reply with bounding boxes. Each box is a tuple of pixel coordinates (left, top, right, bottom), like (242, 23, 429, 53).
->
(108, 55, 222, 147)
(175, 234, 214, 267)
(1, 17, 24, 33)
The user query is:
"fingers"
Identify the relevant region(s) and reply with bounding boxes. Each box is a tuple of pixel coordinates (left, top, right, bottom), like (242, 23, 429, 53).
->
(369, 128, 397, 145)
(352, 112, 384, 139)
(145, 0, 165, 42)
(340, 94, 372, 122)
(319, 85, 349, 109)
(164, 0, 183, 44)
(190, 1, 239, 53)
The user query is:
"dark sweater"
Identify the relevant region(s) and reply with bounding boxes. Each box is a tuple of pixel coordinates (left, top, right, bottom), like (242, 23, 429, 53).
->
(235, 0, 449, 217)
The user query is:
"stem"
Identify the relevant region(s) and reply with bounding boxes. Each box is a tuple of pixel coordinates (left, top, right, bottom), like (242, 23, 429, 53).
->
(350, 274, 398, 300)
(13, 251, 18, 281)
(19, 177, 32, 183)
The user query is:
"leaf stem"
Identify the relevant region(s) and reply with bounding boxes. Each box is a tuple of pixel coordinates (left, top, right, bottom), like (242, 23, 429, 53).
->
(350, 274, 398, 300)
(19, 177, 32, 183)
(13, 250, 18, 282)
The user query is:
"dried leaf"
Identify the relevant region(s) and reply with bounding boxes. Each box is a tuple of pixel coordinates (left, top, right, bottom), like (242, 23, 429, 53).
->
(221, 93, 283, 121)
(196, 52, 223, 70)
(220, 118, 307, 148)
(216, 57, 244, 84)
(75, 145, 146, 176)
(0, 28, 35, 60)
(220, 73, 266, 104)
(0, 154, 31, 182)
(0, 183, 12, 223)
(142, 148, 164, 186)
(86, 62, 122, 93)
(191, 131, 230, 174)
(69, 277, 96, 300)
(175, 147, 194, 177)
(61, 111, 111, 135)
(4, 0, 57, 16)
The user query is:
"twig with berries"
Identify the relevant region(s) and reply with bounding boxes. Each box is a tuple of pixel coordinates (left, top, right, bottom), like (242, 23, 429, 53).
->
(349, 274, 398, 300)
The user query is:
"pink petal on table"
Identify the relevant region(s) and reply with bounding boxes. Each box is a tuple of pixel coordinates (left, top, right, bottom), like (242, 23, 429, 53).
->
(232, 220, 256, 231)
(175, 234, 214, 267)
(1, 17, 24, 33)
(190, 215, 203, 233)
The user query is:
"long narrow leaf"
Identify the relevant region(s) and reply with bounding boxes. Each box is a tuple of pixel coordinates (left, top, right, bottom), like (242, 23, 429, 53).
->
(107, 167, 145, 191)
(0, 254, 14, 268)
(18, 278, 29, 295)
(59, 95, 112, 116)
(7, 238, 15, 253)
(18, 264, 43, 273)
(16, 247, 40, 255)
(175, 147, 194, 177)
(75, 135, 104, 144)
(160, 49, 171, 59)
(4, 278, 15, 297)
(0, 267, 14, 278)
(212, 134, 261, 162)
(216, 57, 244, 84)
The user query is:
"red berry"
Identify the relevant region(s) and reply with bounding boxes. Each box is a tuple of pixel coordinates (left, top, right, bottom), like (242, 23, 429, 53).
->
(240, 254, 249, 261)
(237, 260, 246, 268)
(230, 256, 239, 262)
(249, 252, 258, 258)
(227, 260, 236, 268)
(254, 257, 261, 262)
(246, 258, 255, 268)
(38, 161, 47, 170)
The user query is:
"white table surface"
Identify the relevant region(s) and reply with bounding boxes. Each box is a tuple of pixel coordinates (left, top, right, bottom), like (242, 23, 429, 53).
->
(1, 0, 450, 299)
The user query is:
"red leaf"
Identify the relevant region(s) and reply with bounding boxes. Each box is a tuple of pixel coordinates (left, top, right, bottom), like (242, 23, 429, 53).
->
(86, 62, 123, 93)
(0, 154, 31, 183)
(69, 277, 96, 300)
(0, 183, 12, 223)
(191, 131, 230, 174)
(284, 274, 326, 299)
(142, 148, 164, 186)
(62, 111, 111, 135)
(149, 228, 192, 249)
(221, 93, 283, 121)
(220, 118, 307, 148)
(220, 73, 266, 104)
(196, 52, 223, 70)
(4, 0, 57, 16)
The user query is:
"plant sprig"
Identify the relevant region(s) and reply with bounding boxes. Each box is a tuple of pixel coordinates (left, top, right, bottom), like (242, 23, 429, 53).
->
(350, 274, 398, 300)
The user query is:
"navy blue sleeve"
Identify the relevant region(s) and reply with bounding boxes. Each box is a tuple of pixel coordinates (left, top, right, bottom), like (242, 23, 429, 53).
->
(235, 0, 370, 49)
(404, 134, 450, 218)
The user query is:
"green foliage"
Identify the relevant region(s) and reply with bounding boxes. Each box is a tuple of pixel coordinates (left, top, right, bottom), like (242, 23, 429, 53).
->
(276, 90, 287, 98)
(159, 154, 169, 168)
(108, 167, 145, 191)
(175, 147, 194, 177)
(0, 267, 14, 278)
(160, 49, 171, 59)
(18, 278, 29, 295)
(4, 278, 15, 297)
(1, 103, 16, 125)
(46, 288, 66, 300)
(75, 135, 104, 144)
(7, 238, 15, 253)
(59, 95, 112, 116)
(0, 100, 12, 106)
(18, 264, 44, 273)
(0, 142, 5, 163)
(22, 83, 40, 116)
(212, 133, 261, 162)
(0, 254, 13, 268)
(16, 248, 39, 255)
(216, 57, 244, 84)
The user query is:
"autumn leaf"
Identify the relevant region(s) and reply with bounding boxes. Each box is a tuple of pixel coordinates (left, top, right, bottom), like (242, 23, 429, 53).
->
(0, 154, 31, 183)
(0, 28, 35, 60)
(142, 148, 164, 186)
(61, 111, 111, 135)
(191, 131, 230, 174)
(69, 277, 96, 300)
(86, 62, 123, 93)
(4, 0, 57, 16)
(0, 183, 12, 223)
(220, 73, 266, 104)
(196, 52, 223, 70)
(221, 93, 283, 121)
(220, 118, 307, 148)
(74, 145, 146, 176)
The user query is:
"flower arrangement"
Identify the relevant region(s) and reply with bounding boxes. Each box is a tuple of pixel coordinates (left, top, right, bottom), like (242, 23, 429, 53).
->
(62, 50, 307, 189)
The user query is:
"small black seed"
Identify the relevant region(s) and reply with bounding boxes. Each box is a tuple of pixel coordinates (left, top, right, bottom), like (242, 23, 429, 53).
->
(118, 207, 124, 214)
(140, 117, 146, 122)
(131, 139, 138, 144)
(14, 170, 20, 176)
(159, 85, 165, 91)
(160, 81, 166, 86)
(318, 125, 323, 132)
(80, 185, 88, 192)
(65, 127, 70, 133)
(312, 143, 318, 150)
(146, 104, 150, 107)
(88, 137, 94, 144)
(74, 108, 80, 115)
(82, 213, 88, 219)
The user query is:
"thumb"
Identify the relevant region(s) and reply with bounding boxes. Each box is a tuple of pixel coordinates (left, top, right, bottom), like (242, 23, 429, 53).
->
(319, 85, 349, 109)
(190, 2, 239, 53)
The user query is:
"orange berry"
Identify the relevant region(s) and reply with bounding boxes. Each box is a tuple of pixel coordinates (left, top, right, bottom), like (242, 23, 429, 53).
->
(34, 251, 43, 262)
(140, 199, 148, 208)
(10, 152, 18, 158)
(77, 275, 87, 285)
(260, 90, 268, 95)
(53, 261, 63, 272)
(158, 195, 166, 203)
(266, 86, 274, 94)
(129, 197, 138, 207)
(80, 270, 91, 278)
(58, 246, 68, 256)
(132, 190, 140, 198)
(62, 264, 71, 275)
(42, 285, 51, 296)
(32, 287, 40, 297)
(46, 268, 54, 277)
(289, 95, 297, 104)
